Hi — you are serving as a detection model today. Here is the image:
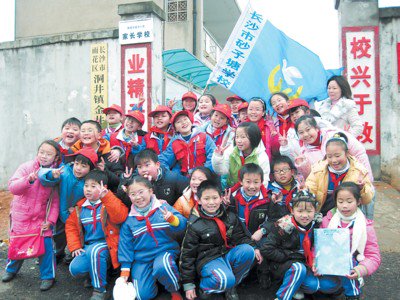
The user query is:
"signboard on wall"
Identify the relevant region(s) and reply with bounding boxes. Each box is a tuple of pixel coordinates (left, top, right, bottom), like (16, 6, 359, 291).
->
(121, 43, 152, 130)
(119, 19, 154, 45)
(90, 43, 108, 126)
(342, 26, 380, 155)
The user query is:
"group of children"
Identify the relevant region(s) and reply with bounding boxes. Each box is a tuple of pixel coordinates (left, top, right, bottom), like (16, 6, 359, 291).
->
(3, 77, 380, 300)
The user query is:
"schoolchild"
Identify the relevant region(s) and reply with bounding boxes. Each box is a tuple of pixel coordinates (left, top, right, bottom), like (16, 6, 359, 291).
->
(101, 104, 124, 140)
(321, 182, 381, 300)
(269, 92, 291, 135)
(182, 91, 198, 114)
(39, 147, 98, 262)
(180, 180, 261, 299)
(109, 110, 146, 169)
(173, 166, 216, 218)
(54, 117, 82, 161)
(66, 170, 128, 300)
(118, 176, 187, 300)
(237, 101, 248, 124)
(200, 103, 235, 148)
(144, 105, 174, 155)
(193, 94, 217, 128)
(212, 122, 270, 188)
(261, 191, 340, 300)
(3, 140, 60, 291)
(159, 110, 216, 176)
(305, 133, 374, 216)
(226, 94, 246, 127)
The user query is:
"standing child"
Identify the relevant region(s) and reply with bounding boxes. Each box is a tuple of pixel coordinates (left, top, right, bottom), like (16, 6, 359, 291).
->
(269, 92, 291, 136)
(144, 105, 173, 155)
(212, 122, 270, 188)
(193, 94, 217, 128)
(118, 176, 187, 300)
(261, 191, 340, 300)
(226, 94, 246, 127)
(321, 182, 381, 300)
(66, 170, 128, 300)
(101, 104, 124, 140)
(237, 101, 249, 124)
(54, 117, 82, 161)
(181, 91, 198, 114)
(180, 180, 261, 299)
(173, 166, 216, 218)
(159, 110, 216, 176)
(3, 140, 60, 291)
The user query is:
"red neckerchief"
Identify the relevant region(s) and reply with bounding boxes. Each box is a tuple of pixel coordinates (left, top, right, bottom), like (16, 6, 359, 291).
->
(282, 188, 296, 210)
(210, 125, 228, 147)
(150, 126, 171, 151)
(329, 171, 348, 189)
(308, 131, 322, 149)
(291, 216, 314, 268)
(135, 208, 159, 246)
(197, 203, 231, 249)
(119, 139, 133, 162)
(86, 203, 102, 233)
(277, 115, 293, 136)
(234, 186, 268, 227)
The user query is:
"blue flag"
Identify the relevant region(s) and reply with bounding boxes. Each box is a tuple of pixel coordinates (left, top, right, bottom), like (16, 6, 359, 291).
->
(208, 3, 342, 112)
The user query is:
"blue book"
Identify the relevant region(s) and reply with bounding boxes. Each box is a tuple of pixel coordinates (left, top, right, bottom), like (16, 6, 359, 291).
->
(314, 228, 352, 276)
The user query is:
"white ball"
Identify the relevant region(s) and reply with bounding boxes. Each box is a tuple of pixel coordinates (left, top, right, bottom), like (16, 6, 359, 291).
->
(113, 277, 136, 300)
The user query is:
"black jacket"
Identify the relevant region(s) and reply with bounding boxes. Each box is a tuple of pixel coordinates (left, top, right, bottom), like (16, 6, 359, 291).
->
(180, 205, 254, 286)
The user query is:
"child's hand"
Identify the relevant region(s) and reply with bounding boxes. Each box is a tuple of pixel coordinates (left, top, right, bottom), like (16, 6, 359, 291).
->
(295, 174, 306, 190)
(41, 222, 51, 231)
(96, 180, 108, 199)
(185, 289, 196, 300)
(108, 149, 121, 163)
(167, 98, 178, 109)
(72, 248, 85, 257)
(278, 132, 288, 147)
(52, 165, 64, 179)
(97, 157, 106, 171)
(28, 169, 39, 183)
(254, 249, 263, 264)
(346, 269, 359, 280)
(357, 173, 365, 188)
(214, 144, 229, 156)
(142, 173, 153, 182)
(68, 207, 74, 213)
(123, 167, 133, 179)
(119, 276, 129, 283)
(138, 92, 146, 105)
(160, 206, 172, 221)
(312, 265, 321, 276)
(294, 155, 307, 167)
(130, 139, 139, 147)
(222, 189, 231, 206)
(251, 229, 263, 242)
(271, 191, 283, 203)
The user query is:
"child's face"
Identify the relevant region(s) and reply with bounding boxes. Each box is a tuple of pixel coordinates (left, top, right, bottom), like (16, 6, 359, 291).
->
(124, 116, 141, 134)
(174, 115, 192, 136)
(326, 143, 348, 171)
(328, 80, 342, 102)
(273, 162, 294, 186)
(270, 95, 289, 115)
(106, 110, 123, 125)
(289, 107, 307, 124)
(292, 201, 316, 227)
(84, 179, 101, 201)
(80, 123, 101, 146)
(128, 182, 153, 208)
(153, 112, 171, 130)
(235, 127, 252, 154)
(73, 160, 91, 179)
(240, 173, 262, 197)
(247, 101, 264, 122)
(190, 170, 208, 194)
(336, 189, 359, 217)
(137, 159, 160, 180)
(229, 99, 242, 114)
(198, 96, 213, 115)
(61, 123, 80, 146)
(211, 111, 228, 129)
(182, 98, 196, 112)
(296, 121, 319, 145)
(198, 188, 222, 214)
(37, 143, 58, 167)
(238, 110, 248, 123)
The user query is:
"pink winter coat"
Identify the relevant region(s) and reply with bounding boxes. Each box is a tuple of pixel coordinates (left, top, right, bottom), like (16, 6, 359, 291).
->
(322, 210, 381, 277)
(8, 159, 59, 237)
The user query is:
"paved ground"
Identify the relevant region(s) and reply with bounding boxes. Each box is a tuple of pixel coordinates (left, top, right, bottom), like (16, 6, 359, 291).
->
(0, 181, 399, 299)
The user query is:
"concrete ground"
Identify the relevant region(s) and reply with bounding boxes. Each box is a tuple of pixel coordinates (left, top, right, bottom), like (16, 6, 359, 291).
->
(0, 181, 399, 299)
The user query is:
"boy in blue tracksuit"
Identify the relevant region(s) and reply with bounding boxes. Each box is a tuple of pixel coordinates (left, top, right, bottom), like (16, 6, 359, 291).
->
(118, 176, 187, 300)
(159, 110, 215, 176)
(39, 147, 98, 262)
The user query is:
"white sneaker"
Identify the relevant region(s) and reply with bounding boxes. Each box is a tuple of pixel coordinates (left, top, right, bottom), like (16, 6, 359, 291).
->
(293, 291, 305, 300)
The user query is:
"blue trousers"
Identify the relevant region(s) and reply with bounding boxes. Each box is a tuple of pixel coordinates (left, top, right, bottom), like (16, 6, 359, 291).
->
(276, 262, 340, 300)
(69, 242, 109, 292)
(6, 237, 56, 280)
(200, 244, 255, 294)
(131, 252, 180, 300)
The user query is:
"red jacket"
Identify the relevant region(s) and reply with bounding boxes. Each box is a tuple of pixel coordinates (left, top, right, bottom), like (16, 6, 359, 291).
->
(65, 191, 128, 269)
(144, 126, 173, 155)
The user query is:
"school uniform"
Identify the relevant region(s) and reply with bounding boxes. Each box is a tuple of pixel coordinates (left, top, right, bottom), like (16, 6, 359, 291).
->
(118, 196, 187, 300)
(143, 125, 173, 155)
(180, 204, 255, 295)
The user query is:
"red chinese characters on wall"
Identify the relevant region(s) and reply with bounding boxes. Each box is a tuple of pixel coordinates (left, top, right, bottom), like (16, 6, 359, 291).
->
(343, 27, 380, 155)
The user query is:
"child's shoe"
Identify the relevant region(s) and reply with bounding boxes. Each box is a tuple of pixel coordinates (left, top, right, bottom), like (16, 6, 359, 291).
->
(40, 279, 55, 291)
(171, 291, 183, 300)
(293, 291, 305, 299)
(90, 289, 106, 300)
(1, 272, 16, 282)
(225, 287, 240, 300)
